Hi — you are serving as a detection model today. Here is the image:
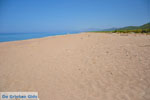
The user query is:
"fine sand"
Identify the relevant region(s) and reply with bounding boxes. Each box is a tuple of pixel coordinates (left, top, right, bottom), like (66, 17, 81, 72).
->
(0, 33, 150, 100)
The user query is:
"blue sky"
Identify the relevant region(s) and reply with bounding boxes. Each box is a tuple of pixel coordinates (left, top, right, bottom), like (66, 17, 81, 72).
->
(0, 0, 149, 33)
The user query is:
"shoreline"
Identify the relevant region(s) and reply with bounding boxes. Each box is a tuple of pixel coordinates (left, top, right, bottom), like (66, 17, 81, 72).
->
(0, 32, 149, 43)
(0, 32, 81, 43)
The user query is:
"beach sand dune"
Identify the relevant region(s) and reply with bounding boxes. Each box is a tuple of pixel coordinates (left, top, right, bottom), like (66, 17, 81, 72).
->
(0, 33, 150, 100)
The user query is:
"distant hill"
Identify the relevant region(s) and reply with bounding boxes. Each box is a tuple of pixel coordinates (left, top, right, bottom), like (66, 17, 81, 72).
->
(101, 22, 150, 31)
(89, 22, 150, 33)
(84, 28, 103, 32)
(140, 23, 150, 29)
(118, 22, 150, 30)
(101, 28, 118, 31)
(111, 22, 150, 33)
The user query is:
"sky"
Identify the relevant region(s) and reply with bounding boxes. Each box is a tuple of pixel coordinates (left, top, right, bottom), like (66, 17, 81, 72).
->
(0, 0, 150, 33)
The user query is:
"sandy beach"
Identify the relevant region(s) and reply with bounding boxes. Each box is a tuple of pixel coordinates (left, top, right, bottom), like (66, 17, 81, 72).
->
(0, 32, 150, 100)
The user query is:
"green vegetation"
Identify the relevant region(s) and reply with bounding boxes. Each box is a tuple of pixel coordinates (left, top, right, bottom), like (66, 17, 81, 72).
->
(90, 23, 150, 34)
(113, 23, 150, 33)
(112, 29, 150, 33)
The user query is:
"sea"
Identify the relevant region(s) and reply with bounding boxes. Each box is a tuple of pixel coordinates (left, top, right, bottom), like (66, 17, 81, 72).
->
(0, 32, 80, 42)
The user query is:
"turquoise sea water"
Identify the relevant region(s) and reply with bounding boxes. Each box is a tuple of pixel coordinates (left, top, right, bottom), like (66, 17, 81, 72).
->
(0, 32, 79, 42)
